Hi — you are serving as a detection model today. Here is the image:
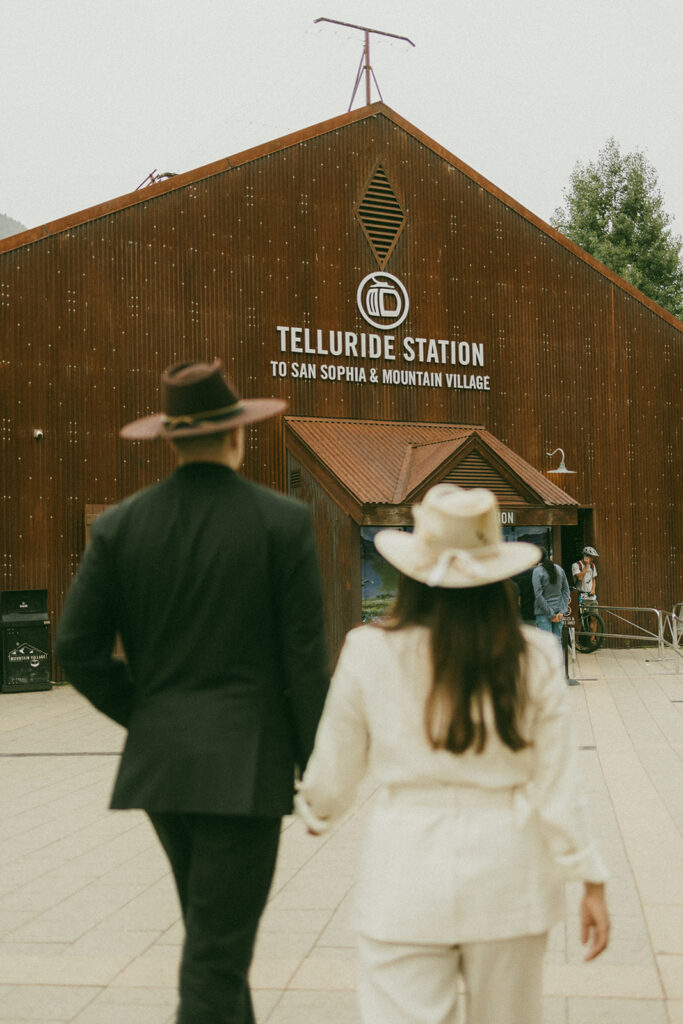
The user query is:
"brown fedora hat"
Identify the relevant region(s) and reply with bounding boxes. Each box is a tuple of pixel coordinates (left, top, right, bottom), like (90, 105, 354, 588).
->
(120, 361, 287, 440)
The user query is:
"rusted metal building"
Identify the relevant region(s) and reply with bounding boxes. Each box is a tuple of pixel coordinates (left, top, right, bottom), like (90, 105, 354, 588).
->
(1, 103, 681, 664)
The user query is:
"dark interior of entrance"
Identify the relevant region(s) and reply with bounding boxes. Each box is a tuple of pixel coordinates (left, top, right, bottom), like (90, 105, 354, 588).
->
(560, 510, 595, 585)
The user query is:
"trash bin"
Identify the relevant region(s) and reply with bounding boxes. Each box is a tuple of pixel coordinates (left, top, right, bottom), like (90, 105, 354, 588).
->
(1, 589, 52, 692)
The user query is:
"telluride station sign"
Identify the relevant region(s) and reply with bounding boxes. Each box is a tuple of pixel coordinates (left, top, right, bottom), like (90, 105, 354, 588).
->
(274, 324, 491, 390)
(1, 102, 681, 662)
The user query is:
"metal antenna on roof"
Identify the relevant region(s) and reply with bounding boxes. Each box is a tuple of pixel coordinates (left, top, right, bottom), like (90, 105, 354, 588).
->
(135, 170, 178, 191)
(314, 18, 415, 111)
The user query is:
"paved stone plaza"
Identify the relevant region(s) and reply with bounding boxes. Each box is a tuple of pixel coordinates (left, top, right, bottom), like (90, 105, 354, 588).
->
(1, 647, 682, 1023)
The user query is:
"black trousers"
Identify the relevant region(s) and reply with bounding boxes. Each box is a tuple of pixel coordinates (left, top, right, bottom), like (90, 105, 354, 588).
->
(148, 812, 282, 1024)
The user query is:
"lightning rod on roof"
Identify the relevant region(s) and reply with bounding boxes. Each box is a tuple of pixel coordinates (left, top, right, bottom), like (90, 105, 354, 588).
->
(135, 170, 178, 191)
(314, 17, 415, 111)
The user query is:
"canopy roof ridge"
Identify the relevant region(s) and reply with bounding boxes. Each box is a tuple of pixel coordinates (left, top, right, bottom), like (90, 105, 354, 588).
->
(404, 432, 474, 449)
(392, 445, 416, 504)
(285, 415, 484, 428)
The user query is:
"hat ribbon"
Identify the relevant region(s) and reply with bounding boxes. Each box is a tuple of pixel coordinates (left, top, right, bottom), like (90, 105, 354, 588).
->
(163, 400, 244, 430)
(426, 548, 493, 588)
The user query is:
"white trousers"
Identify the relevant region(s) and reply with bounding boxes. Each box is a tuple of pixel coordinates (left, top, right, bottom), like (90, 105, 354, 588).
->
(358, 931, 547, 1024)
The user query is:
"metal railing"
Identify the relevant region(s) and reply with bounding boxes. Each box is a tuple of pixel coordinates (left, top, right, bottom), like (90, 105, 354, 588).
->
(573, 603, 682, 670)
(665, 603, 682, 651)
(593, 605, 668, 659)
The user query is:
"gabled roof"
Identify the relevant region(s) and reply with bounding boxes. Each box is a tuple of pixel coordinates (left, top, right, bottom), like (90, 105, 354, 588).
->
(285, 417, 579, 523)
(2, 103, 681, 333)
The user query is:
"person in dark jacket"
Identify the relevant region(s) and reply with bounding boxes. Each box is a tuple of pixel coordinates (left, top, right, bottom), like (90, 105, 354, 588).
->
(56, 361, 330, 1024)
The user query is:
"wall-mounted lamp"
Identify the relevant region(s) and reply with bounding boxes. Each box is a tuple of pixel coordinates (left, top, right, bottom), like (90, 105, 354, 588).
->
(32, 428, 44, 441)
(546, 447, 576, 474)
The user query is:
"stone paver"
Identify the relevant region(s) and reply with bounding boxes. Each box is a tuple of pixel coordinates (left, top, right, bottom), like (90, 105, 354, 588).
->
(0, 647, 681, 1022)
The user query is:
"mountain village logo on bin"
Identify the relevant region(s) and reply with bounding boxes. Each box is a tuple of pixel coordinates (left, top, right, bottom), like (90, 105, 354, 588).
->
(357, 271, 410, 330)
(9, 643, 48, 669)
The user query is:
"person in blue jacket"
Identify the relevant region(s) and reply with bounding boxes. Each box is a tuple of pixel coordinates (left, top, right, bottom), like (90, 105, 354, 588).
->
(532, 549, 570, 639)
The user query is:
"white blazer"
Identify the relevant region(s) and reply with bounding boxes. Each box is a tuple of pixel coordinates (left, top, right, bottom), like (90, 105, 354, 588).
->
(296, 624, 607, 944)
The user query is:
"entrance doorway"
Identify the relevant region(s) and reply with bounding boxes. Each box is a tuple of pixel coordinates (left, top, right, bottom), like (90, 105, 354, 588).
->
(561, 510, 595, 586)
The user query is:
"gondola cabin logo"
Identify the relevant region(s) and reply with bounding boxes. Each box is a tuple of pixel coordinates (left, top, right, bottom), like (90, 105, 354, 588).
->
(8, 643, 48, 669)
(356, 271, 410, 330)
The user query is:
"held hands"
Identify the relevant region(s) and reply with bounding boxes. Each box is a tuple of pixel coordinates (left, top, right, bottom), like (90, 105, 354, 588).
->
(581, 882, 610, 961)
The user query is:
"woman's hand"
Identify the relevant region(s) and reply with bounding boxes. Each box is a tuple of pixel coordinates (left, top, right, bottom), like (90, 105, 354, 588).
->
(581, 882, 610, 960)
(294, 791, 330, 837)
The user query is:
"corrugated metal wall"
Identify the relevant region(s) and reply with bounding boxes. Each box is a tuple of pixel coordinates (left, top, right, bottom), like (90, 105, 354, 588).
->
(1, 109, 681, 660)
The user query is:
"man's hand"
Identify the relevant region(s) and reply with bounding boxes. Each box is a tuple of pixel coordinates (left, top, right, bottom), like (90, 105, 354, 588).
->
(581, 882, 610, 961)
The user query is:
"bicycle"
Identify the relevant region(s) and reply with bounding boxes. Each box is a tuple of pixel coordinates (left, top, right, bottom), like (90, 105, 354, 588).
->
(575, 596, 606, 653)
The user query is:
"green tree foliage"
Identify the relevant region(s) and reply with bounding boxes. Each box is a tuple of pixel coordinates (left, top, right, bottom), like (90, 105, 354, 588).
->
(551, 139, 683, 318)
(0, 211, 26, 240)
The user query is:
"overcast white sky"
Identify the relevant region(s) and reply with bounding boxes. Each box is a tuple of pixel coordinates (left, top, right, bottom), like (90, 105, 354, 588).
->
(2, 0, 682, 237)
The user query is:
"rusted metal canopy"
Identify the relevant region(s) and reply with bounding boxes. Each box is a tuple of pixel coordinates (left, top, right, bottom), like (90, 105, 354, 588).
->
(285, 417, 579, 524)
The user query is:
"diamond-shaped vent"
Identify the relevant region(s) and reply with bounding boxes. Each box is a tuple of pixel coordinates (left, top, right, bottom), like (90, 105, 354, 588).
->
(356, 165, 405, 269)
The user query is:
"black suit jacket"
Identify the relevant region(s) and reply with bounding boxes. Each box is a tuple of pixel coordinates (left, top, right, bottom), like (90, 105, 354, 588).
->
(56, 464, 330, 817)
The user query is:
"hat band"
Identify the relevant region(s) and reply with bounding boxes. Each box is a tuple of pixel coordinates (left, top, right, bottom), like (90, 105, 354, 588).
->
(163, 400, 244, 430)
(417, 543, 502, 588)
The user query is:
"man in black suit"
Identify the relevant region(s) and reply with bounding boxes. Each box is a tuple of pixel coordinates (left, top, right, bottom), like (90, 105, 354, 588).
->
(56, 361, 330, 1024)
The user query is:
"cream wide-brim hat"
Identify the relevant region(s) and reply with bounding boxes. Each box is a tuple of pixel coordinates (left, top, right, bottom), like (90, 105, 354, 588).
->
(374, 484, 541, 589)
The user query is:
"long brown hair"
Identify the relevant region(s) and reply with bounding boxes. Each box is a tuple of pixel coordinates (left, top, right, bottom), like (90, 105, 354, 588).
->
(538, 547, 558, 584)
(381, 576, 529, 754)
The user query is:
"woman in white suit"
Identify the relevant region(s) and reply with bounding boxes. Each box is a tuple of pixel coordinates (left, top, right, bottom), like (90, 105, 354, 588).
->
(296, 485, 609, 1024)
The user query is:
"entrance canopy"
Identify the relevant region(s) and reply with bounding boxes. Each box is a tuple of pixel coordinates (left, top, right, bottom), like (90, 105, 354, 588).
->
(285, 418, 579, 526)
